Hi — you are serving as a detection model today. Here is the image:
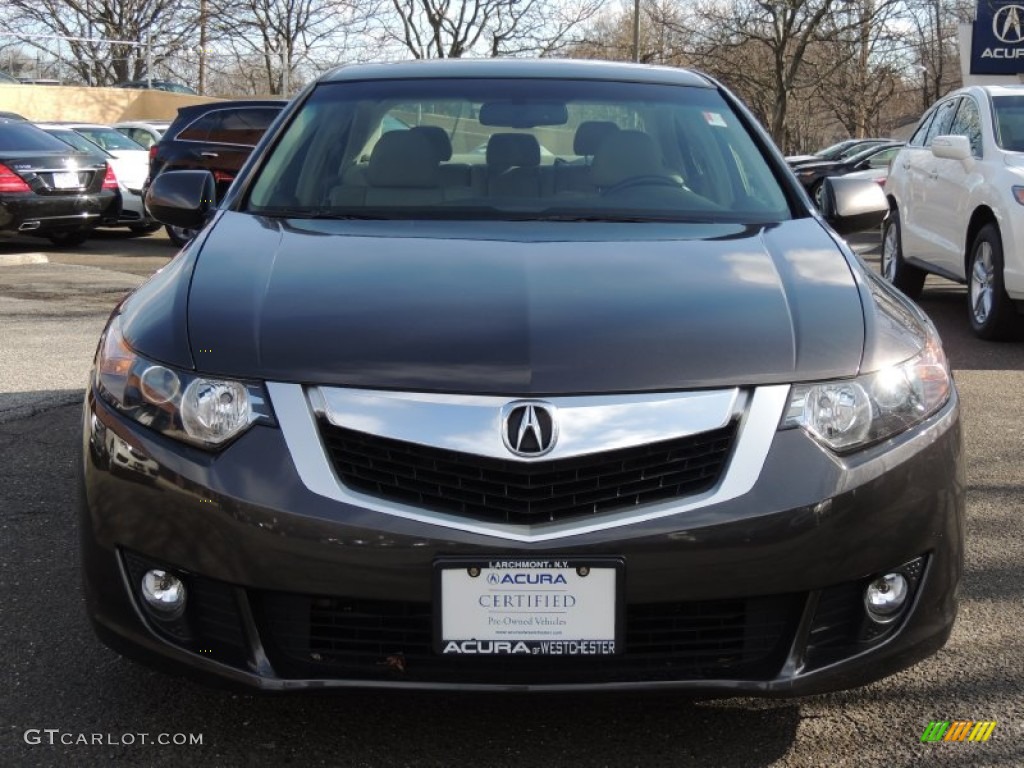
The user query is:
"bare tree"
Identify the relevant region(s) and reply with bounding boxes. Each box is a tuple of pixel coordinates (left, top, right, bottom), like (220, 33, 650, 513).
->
(207, 0, 376, 95)
(810, 0, 905, 138)
(1, 0, 198, 85)
(381, 0, 601, 59)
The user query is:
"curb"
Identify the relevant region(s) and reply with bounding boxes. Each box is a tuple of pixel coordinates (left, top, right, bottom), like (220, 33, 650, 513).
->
(0, 253, 49, 266)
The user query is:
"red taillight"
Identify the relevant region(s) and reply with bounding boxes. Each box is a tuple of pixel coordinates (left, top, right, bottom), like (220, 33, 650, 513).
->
(0, 163, 32, 193)
(102, 164, 119, 190)
(148, 145, 158, 162)
(213, 170, 235, 184)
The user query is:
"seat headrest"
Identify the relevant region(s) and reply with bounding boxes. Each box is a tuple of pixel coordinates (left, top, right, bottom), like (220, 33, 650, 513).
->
(590, 130, 664, 188)
(410, 125, 453, 161)
(574, 121, 619, 155)
(366, 131, 440, 188)
(486, 133, 541, 170)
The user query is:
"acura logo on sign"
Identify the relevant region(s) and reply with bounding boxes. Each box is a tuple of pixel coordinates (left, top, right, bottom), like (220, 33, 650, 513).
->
(502, 402, 557, 457)
(994, 4, 1024, 44)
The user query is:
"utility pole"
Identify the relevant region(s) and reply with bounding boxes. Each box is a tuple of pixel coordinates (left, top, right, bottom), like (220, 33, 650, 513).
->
(632, 0, 640, 62)
(199, 0, 207, 95)
(146, 34, 152, 88)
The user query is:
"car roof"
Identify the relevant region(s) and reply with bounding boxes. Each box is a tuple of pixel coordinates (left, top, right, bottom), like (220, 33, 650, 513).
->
(172, 100, 287, 119)
(320, 58, 714, 88)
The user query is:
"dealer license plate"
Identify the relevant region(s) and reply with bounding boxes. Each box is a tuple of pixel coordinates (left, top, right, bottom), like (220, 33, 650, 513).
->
(435, 558, 622, 656)
(51, 172, 81, 189)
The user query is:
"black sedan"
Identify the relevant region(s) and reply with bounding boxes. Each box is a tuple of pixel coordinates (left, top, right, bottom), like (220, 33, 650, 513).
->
(80, 59, 963, 695)
(0, 121, 119, 245)
(794, 142, 904, 197)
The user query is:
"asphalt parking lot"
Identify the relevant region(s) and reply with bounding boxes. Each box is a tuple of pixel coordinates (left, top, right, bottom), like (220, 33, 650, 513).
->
(1, 229, 1022, 767)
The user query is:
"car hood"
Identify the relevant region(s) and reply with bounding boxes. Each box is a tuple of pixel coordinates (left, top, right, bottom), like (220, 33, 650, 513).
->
(177, 212, 866, 394)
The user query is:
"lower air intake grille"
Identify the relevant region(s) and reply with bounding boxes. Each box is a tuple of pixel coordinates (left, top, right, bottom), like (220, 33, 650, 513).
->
(255, 591, 800, 684)
(318, 419, 738, 525)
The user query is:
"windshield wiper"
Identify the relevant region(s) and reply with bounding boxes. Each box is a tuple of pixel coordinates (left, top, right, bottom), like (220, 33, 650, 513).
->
(248, 206, 395, 220)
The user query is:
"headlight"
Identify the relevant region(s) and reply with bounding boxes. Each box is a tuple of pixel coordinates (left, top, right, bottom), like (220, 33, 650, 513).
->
(95, 315, 274, 448)
(783, 337, 951, 453)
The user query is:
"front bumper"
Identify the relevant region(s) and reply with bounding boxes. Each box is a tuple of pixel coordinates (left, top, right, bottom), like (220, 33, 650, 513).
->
(79, 386, 964, 694)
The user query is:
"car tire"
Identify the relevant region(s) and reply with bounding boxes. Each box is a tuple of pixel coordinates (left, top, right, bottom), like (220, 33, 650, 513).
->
(47, 230, 90, 247)
(880, 210, 926, 299)
(129, 222, 163, 236)
(967, 223, 1018, 341)
(165, 224, 197, 247)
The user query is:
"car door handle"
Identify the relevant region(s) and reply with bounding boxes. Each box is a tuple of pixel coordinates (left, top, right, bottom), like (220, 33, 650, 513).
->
(929, 171, 938, 180)
(200, 151, 219, 158)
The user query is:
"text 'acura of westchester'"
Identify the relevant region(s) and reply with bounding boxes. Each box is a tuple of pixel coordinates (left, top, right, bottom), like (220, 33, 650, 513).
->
(80, 59, 964, 694)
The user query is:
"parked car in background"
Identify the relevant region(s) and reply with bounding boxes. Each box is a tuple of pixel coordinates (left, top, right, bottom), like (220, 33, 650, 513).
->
(794, 142, 904, 197)
(0, 121, 118, 245)
(786, 138, 890, 168)
(114, 80, 197, 95)
(37, 124, 158, 235)
(146, 99, 286, 245)
(883, 84, 1024, 340)
(87, 59, 963, 695)
(113, 121, 171, 149)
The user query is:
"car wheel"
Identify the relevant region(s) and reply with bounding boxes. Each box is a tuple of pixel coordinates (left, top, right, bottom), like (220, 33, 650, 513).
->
(880, 210, 925, 299)
(129, 222, 164, 236)
(968, 223, 1018, 341)
(165, 224, 197, 247)
(47, 230, 90, 247)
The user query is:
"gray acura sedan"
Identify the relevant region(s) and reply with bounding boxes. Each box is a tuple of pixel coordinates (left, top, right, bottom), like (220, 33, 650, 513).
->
(80, 59, 963, 694)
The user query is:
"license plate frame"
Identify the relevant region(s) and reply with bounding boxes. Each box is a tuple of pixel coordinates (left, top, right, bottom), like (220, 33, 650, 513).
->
(51, 172, 81, 190)
(434, 557, 624, 657)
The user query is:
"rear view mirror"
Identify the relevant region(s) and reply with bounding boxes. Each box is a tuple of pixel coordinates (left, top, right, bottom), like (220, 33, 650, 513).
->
(478, 101, 568, 128)
(930, 135, 971, 161)
(820, 176, 889, 235)
(145, 170, 216, 229)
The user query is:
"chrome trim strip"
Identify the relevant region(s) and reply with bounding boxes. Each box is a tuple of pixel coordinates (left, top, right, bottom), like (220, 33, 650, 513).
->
(314, 387, 742, 461)
(267, 382, 790, 543)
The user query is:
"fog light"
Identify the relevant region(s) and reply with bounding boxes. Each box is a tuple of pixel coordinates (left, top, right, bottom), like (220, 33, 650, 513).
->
(141, 569, 186, 618)
(864, 573, 908, 622)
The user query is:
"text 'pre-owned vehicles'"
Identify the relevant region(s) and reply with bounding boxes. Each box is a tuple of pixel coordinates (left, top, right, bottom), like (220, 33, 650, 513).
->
(0, 120, 119, 245)
(883, 84, 1024, 339)
(146, 100, 286, 246)
(81, 59, 964, 695)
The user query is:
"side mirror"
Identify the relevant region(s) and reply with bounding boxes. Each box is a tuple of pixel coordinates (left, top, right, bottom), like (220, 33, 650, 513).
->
(820, 176, 889, 235)
(930, 135, 971, 161)
(145, 170, 216, 229)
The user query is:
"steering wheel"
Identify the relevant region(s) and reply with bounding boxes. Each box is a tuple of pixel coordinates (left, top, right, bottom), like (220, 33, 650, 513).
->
(602, 174, 683, 195)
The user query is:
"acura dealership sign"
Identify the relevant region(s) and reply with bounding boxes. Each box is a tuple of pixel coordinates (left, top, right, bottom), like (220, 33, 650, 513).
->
(972, 1, 1024, 73)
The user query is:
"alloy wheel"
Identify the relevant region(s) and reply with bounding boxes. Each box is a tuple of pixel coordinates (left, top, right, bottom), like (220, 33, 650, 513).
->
(970, 241, 994, 325)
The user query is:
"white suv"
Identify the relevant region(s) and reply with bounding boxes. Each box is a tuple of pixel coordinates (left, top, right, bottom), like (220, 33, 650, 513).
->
(882, 85, 1024, 339)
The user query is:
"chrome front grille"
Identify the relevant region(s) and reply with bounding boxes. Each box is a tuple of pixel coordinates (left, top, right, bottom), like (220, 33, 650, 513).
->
(318, 419, 738, 525)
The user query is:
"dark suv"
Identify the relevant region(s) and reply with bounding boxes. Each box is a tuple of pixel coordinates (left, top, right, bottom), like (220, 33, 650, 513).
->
(148, 99, 286, 244)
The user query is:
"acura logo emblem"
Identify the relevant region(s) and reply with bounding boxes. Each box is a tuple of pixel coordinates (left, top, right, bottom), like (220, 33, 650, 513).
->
(501, 402, 557, 457)
(994, 5, 1024, 44)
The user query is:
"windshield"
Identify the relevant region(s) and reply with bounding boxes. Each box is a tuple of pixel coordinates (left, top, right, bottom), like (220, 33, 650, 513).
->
(72, 127, 145, 152)
(45, 129, 111, 157)
(0, 122, 78, 152)
(993, 96, 1024, 151)
(246, 78, 792, 223)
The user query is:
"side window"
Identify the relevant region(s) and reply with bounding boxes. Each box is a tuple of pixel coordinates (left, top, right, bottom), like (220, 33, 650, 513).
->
(867, 146, 900, 168)
(948, 97, 983, 157)
(923, 99, 959, 146)
(176, 114, 219, 142)
(908, 110, 936, 147)
(208, 108, 279, 146)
